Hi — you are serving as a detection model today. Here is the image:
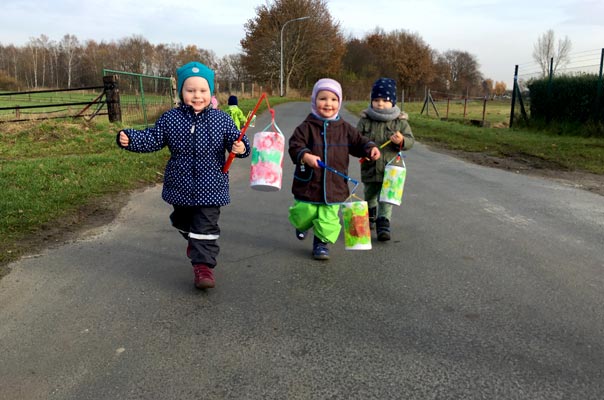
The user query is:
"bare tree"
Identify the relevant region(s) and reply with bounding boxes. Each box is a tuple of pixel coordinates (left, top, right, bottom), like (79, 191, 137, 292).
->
(60, 34, 81, 88)
(49, 40, 60, 87)
(482, 78, 494, 98)
(437, 50, 483, 95)
(36, 35, 51, 87)
(116, 35, 153, 75)
(532, 29, 572, 77)
(26, 37, 41, 88)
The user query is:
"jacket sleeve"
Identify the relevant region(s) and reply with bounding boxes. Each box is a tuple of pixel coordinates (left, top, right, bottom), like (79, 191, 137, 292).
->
(349, 124, 377, 159)
(398, 119, 415, 151)
(116, 114, 168, 153)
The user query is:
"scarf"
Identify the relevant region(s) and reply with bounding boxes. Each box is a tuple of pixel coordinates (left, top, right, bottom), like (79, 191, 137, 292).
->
(363, 106, 401, 122)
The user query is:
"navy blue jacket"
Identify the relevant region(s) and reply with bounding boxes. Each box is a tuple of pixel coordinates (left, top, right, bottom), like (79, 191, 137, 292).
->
(117, 104, 250, 206)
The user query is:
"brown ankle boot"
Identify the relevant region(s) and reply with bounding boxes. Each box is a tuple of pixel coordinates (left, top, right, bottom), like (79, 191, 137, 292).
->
(193, 264, 215, 289)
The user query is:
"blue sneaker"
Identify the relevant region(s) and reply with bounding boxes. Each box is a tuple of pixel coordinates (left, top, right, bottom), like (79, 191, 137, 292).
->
(312, 236, 330, 260)
(296, 229, 308, 240)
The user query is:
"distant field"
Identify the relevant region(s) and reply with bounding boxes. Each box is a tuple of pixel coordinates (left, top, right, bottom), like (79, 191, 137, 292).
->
(346, 100, 603, 175)
(392, 98, 513, 126)
(0, 90, 101, 119)
(0, 89, 173, 124)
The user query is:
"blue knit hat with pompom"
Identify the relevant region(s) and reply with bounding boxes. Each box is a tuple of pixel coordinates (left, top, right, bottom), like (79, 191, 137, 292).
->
(371, 77, 397, 106)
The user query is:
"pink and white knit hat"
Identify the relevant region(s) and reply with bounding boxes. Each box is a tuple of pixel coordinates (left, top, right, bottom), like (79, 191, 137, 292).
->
(311, 78, 342, 120)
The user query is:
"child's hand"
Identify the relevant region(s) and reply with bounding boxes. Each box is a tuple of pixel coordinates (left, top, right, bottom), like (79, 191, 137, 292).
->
(232, 141, 246, 154)
(302, 153, 321, 168)
(390, 131, 404, 145)
(369, 147, 381, 160)
(119, 131, 129, 147)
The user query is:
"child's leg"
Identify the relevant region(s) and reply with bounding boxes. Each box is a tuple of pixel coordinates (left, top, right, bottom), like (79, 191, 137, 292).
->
(377, 201, 393, 220)
(313, 204, 341, 243)
(189, 206, 221, 289)
(363, 182, 380, 210)
(289, 200, 318, 233)
(171, 205, 219, 289)
(188, 206, 221, 268)
(364, 182, 381, 229)
(376, 201, 393, 242)
(311, 204, 341, 260)
(170, 206, 194, 240)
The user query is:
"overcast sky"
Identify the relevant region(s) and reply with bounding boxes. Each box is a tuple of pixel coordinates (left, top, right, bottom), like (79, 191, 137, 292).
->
(1, 0, 603, 87)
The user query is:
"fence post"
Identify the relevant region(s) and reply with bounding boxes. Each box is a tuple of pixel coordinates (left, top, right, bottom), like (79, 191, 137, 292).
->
(546, 57, 554, 124)
(103, 75, 121, 123)
(171, 77, 178, 107)
(421, 86, 429, 115)
(596, 48, 604, 122)
(463, 88, 468, 120)
(509, 65, 518, 128)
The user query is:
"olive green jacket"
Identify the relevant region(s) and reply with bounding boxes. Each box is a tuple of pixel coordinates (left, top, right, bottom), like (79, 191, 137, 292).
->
(357, 111, 414, 183)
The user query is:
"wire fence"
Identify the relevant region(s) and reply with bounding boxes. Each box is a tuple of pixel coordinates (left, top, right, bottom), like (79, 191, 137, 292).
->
(416, 88, 512, 127)
(103, 69, 176, 128)
(516, 48, 603, 90)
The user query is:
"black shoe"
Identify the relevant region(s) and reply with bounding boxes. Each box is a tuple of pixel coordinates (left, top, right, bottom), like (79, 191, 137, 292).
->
(312, 236, 330, 260)
(296, 229, 308, 240)
(376, 217, 391, 241)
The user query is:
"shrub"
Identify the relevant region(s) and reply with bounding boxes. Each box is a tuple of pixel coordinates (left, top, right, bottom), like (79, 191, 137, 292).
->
(0, 70, 19, 91)
(527, 75, 603, 127)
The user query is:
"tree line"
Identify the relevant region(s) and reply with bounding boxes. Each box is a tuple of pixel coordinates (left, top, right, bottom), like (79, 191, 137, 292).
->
(0, 0, 509, 100)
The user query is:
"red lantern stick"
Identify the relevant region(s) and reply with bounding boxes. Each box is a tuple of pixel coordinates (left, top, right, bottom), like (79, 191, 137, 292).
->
(222, 92, 273, 173)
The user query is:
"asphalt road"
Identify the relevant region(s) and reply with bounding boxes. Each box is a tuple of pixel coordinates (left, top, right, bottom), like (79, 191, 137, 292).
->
(1, 102, 603, 400)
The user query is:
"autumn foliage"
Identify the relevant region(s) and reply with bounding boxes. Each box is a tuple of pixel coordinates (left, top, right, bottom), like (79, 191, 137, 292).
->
(0, 0, 489, 99)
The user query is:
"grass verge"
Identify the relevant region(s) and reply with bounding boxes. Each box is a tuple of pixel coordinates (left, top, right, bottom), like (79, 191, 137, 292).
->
(0, 119, 169, 270)
(346, 101, 604, 174)
(0, 95, 295, 274)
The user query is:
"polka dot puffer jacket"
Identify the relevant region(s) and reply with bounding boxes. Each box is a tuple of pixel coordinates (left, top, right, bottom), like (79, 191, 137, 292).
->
(118, 104, 250, 206)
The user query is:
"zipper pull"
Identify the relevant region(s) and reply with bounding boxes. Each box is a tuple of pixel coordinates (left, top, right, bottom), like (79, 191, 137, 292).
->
(190, 125, 195, 134)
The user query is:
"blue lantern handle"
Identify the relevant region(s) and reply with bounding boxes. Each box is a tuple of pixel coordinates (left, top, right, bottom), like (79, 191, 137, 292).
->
(317, 160, 359, 195)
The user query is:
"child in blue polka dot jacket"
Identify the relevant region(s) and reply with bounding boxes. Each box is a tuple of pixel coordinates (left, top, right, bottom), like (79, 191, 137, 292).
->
(117, 61, 251, 290)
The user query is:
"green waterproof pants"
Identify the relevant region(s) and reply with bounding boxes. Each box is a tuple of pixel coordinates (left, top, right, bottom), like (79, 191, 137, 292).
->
(288, 201, 341, 243)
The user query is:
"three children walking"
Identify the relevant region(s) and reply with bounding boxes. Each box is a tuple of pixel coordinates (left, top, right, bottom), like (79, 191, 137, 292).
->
(117, 61, 412, 289)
